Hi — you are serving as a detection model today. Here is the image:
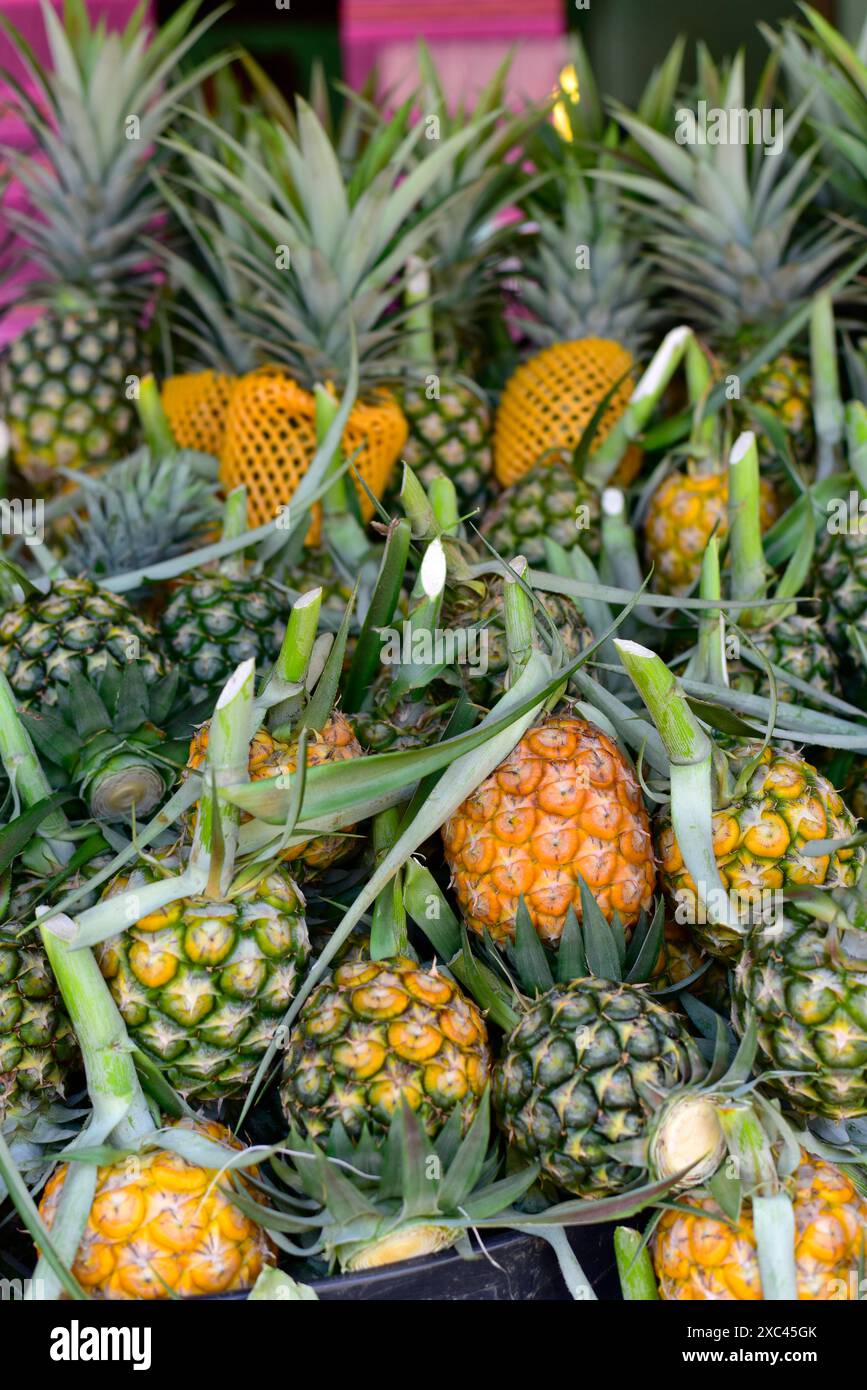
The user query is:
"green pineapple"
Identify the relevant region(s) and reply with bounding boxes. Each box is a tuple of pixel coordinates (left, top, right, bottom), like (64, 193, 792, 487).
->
(0, 577, 167, 709)
(0, 0, 220, 482)
(480, 455, 602, 569)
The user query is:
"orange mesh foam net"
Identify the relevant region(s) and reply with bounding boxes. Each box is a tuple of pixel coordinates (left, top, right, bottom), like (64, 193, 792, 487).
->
(494, 337, 637, 487)
(162, 371, 238, 458)
(219, 367, 408, 536)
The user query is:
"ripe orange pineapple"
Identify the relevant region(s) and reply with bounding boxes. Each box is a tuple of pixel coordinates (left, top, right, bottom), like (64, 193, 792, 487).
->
(38, 1118, 274, 1300)
(442, 716, 655, 945)
(653, 1153, 867, 1300)
(188, 713, 364, 872)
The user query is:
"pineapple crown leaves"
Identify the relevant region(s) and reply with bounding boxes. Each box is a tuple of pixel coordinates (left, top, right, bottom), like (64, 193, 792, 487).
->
(57, 448, 221, 582)
(771, 5, 867, 217)
(274, 1095, 540, 1267)
(159, 99, 492, 388)
(517, 167, 656, 354)
(0, 0, 231, 299)
(598, 53, 856, 336)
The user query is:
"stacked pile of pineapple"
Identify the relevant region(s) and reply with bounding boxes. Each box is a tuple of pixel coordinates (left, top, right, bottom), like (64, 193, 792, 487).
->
(2, 0, 867, 1306)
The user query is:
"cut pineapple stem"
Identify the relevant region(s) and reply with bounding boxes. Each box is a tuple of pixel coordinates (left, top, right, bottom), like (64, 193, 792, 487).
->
(191, 657, 256, 898)
(685, 336, 716, 447)
(614, 639, 740, 931)
(136, 373, 177, 458)
(428, 475, 460, 537)
(404, 254, 437, 364)
(728, 432, 769, 627)
(614, 1227, 659, 1301)
(847, 401, 867, 494)
(503, 556, 535, 684)
(401, 463, 439, 539)
(370, 806, 408, 960)
(810, 290, 844, 482)
(219, 485, 250, 580)
(63, 660, 258, 948)
(314, 382, 370, 566)
(686, 537, 729, 688)
(716, 1103, 798, 1301)
(601, 488, 644, 600)
(0, 682, 155, 1296)
(585, 326, 693, 489)
(261, 587, 324, 740)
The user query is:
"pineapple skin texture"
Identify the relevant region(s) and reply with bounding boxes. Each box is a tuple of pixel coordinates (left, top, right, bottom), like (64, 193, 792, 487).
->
(733, 911, 867, 1120)
(161, 370, 238, 458)
(401, 376, 493, 510)
(38, 1118, 274, 1299)
(188, 715, 364, 872)
(494, 979, 702, 1198)
(96, 854, 309, 1100)
(0, 578, 166, 709)
(442, 717, 655, 946)
(281, 954, 491, 1140)
(644, 467, 778, 595)
(1, 308, 140, 484)
(653, 1154, 867, 1300)
(493, 337, 635, 487)
(658, 745, 863, 962)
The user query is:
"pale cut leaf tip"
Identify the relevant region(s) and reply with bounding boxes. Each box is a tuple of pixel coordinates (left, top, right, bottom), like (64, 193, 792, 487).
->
(420, 538, 447, 598)
(216, 657, 256, 708)
(730, 431, 756, 464)
(602, 487, 625, 515)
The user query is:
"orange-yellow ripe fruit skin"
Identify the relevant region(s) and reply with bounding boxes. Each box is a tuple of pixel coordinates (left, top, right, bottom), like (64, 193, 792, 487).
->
(653, 1154, 867, 1300)
(161, 371, 238, 458)
(218, 367, 407, 537)
(38, 1118, 274, 1300)
(188, 713, 364, 872)
(644, 467, 777, 594)
(493, 338, 636, 488)
(442, 717, 655, 945)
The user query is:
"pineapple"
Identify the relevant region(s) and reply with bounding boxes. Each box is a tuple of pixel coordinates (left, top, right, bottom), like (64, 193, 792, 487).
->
(442, 716, 656, 946)
(96, 849, 310, 1101)
(21, 664, 184, 824)
(0, 876, 78, 1128)
(38, 1117, 275, 1299)
(187, 715, 364, 873)
(494, 978, 704, 1199)
(0, 1, 220, 482)
(280, 953, 491, 1141)
(609, 51, 851, 458)
(658, 743, 862, 962)
(733, 894, 867, 1121)
(494, 170, 652, 488)
(163, 99, 485, 532)
(58, 446, 220, 586)
(160, 572, 287, 708)
(653, 1152, 867, 1300)
(0, 578, 167, 709)
(643, 453, 778, 595)
(480, 455, 602, 570)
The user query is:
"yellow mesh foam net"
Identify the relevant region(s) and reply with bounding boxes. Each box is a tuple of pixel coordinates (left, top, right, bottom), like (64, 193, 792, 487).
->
(162, 371, 238, 458)
(219, 367, 407, 536)
(494, 337, 636, 487)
